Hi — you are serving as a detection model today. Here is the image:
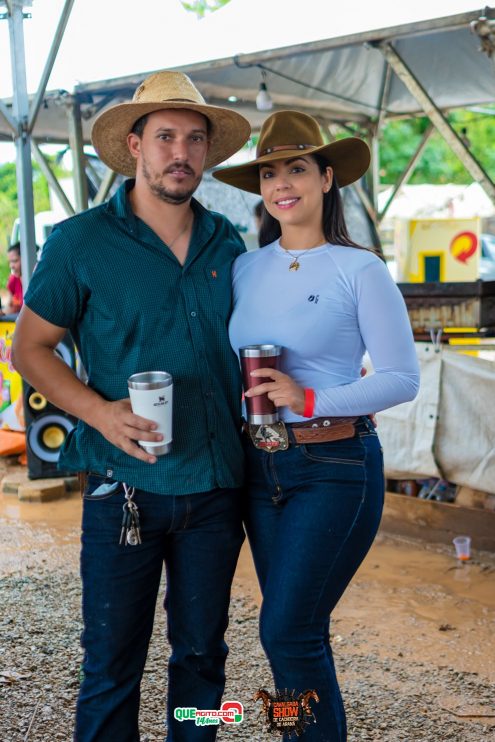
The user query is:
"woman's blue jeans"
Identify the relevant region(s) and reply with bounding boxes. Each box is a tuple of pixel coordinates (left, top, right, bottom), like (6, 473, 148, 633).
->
(75, 479, 244, 742)
(243, 417, 384, 742)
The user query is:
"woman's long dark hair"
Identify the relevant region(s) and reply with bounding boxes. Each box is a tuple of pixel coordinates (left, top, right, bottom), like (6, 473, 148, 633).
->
(258, 153, 382, 259)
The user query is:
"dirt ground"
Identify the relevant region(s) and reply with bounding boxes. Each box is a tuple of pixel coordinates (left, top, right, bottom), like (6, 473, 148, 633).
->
(1, 465, 495, 741)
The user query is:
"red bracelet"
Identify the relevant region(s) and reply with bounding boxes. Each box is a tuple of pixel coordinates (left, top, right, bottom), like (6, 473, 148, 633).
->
(303, 388, 315, 418)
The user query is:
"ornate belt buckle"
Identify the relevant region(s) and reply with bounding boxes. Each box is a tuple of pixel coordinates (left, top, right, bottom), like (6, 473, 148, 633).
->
(248, 421, 289, 453)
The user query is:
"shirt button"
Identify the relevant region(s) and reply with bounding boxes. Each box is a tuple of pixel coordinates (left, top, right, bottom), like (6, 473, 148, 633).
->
(190, 311, 197, 317)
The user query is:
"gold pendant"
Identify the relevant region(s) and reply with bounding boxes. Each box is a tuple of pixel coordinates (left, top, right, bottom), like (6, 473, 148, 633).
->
(289, 259, 300, 271)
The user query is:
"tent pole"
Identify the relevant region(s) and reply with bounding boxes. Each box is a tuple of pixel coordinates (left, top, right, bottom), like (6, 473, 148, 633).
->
(378, 123, 434, 223)
(370, 63, 392, 211)
(379, 42, 495, 203)
(28, 0, 75, 133)
(350, 180, 377, 223)
(31, 139, 75, 217)
(7, 0, 36, 285)
(67, 98, 88, 212)
(93, 168, 117, 206)
(0, 98, 17, 132)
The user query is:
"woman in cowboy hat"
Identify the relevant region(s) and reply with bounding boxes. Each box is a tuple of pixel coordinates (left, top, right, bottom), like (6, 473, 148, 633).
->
(214, 111, 419, 740)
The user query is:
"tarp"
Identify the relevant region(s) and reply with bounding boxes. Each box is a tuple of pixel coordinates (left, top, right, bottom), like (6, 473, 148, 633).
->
(1, 9, 494, 143)
(377, 344, 495, 493)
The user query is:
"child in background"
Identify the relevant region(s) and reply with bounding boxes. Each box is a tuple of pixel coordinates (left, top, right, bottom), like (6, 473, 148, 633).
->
(6, 243, 23, 314)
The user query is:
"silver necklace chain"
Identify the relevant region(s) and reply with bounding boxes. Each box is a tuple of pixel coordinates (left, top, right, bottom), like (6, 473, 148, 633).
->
(167, 215, 192, 249)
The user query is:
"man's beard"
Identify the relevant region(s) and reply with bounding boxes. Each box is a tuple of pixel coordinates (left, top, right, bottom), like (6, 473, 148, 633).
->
(142, 158, 202, 204)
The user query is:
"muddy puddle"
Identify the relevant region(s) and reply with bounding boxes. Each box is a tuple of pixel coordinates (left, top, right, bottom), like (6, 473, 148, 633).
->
(333, 536, 495, 683)
(0, 491, 81, 575)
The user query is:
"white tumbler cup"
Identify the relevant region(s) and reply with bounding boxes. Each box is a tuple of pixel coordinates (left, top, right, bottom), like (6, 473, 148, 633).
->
(127, 371, 173, 456)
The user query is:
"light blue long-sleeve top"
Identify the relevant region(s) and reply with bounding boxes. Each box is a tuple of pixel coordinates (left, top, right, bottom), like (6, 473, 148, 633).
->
(229, 240, 420, 423)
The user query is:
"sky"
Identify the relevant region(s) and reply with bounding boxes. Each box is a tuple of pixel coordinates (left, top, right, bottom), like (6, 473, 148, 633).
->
(0, 0, 486, 161)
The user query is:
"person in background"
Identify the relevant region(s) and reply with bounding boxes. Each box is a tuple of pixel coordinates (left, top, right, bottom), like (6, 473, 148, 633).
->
(214, 110, 420, 741)
(6, 242, 23, 314)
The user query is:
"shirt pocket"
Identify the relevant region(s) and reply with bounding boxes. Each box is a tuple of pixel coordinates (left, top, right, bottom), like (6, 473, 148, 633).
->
(83, 473, 123, 500)
(299, 440, 365, 466)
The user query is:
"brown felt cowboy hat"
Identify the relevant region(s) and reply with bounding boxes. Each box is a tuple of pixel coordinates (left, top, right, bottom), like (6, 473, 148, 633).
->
(213, 110, 370, 194)
(91, 70, 251, 176)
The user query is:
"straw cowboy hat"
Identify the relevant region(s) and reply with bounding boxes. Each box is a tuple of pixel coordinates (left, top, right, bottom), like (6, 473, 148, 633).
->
(213, 110, 370, 194)
(91, 70, 251, 176)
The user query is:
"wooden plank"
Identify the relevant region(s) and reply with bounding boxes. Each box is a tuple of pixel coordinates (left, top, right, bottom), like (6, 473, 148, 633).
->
(398, 280, 495, 298)
(1, 471, 79, 501)
(381, 492, 495, 552)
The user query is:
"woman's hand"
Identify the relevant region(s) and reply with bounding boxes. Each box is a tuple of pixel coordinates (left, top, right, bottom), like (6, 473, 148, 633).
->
(245, 368, 305, 416)
(245, 366, 378, 424)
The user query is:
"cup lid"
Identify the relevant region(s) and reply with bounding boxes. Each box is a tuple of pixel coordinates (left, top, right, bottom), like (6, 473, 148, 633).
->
(239, 344, 282, 358)
(128, 371, 173, 389)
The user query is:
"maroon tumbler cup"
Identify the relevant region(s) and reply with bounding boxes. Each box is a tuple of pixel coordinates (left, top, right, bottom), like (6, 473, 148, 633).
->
(240, 345, 282, 424)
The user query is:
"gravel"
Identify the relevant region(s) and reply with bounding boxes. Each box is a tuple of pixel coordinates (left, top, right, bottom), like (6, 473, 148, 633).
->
(1, 565, 494, 741)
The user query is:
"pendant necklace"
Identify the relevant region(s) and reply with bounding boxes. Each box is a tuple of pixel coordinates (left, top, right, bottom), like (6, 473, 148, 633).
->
(281, 243, 322, 271)
(288, 254, 301, 271)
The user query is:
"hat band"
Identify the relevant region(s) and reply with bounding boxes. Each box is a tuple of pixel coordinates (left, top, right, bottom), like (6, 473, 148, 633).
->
(259, 143, 315, 157)
(164, 97, 201, 103)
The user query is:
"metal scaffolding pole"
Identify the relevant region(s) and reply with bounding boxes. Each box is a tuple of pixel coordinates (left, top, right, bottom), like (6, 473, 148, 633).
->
(0, 98, 17, 132)
(67, 98, 89, 212)
(6, 0, 37, 285)
(370, 63, 392, 211)
(378, 123, 434, 223)
(31, 139, 75, 217)
(351, 181, 377, 223)
(380, 42, 495, 203)
(93, 167, 117, 206)
(28, 0, 75, 133)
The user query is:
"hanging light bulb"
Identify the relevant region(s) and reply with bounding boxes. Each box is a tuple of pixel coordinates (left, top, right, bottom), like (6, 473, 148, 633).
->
(256, 70, 273, 112)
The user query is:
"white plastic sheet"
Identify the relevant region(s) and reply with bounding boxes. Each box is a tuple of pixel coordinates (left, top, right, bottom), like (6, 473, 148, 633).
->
(377, 343, 442, 480)
(375, 343, 495, 493)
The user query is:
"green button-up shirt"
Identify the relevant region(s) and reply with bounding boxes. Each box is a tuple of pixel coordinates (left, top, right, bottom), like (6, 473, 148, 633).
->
(24, 180, 246, 495)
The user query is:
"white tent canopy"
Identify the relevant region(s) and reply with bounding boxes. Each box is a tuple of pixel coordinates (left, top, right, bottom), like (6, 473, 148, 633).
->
(1, 4, 495, 282)
(1, 9, 494, 142)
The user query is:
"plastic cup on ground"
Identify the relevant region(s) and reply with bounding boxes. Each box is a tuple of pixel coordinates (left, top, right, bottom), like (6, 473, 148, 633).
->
(127, 371, 173, 456)
(453, 535, 471, 561)
(240, 345, 282, 425)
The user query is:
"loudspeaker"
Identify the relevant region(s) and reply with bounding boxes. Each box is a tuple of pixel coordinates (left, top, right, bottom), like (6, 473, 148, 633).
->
(24, 335, 78, 480)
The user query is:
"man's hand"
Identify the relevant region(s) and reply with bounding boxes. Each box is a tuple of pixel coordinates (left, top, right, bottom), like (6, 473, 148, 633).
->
(245, 368, 305, 416)
(92, 398, 163, 464)
(13, 307, 164, 464)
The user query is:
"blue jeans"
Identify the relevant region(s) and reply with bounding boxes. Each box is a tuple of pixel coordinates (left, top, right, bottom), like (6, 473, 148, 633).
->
(75, 477, 244, 742)
(243, 417, 384, 742)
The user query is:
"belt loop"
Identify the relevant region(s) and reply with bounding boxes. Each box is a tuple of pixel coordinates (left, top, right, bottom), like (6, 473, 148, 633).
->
(285, 424, 297, 446)
(364, 415, 374, 434)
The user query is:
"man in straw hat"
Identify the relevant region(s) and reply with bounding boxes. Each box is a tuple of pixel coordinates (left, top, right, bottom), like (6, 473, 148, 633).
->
(13, 70, 251, 740)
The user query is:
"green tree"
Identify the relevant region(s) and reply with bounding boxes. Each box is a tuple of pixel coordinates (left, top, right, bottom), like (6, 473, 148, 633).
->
(0, 156, 67, 287)
(378, 109, 495, 185)
(180, 0, 232, 19)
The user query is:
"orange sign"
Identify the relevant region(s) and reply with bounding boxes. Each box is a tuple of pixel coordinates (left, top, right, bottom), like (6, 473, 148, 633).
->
(450, 231, 478, 264)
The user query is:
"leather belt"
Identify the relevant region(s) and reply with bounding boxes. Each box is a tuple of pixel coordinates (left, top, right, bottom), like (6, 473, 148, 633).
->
(290, 416, 359, 444)
(242, 416, 360, 451)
